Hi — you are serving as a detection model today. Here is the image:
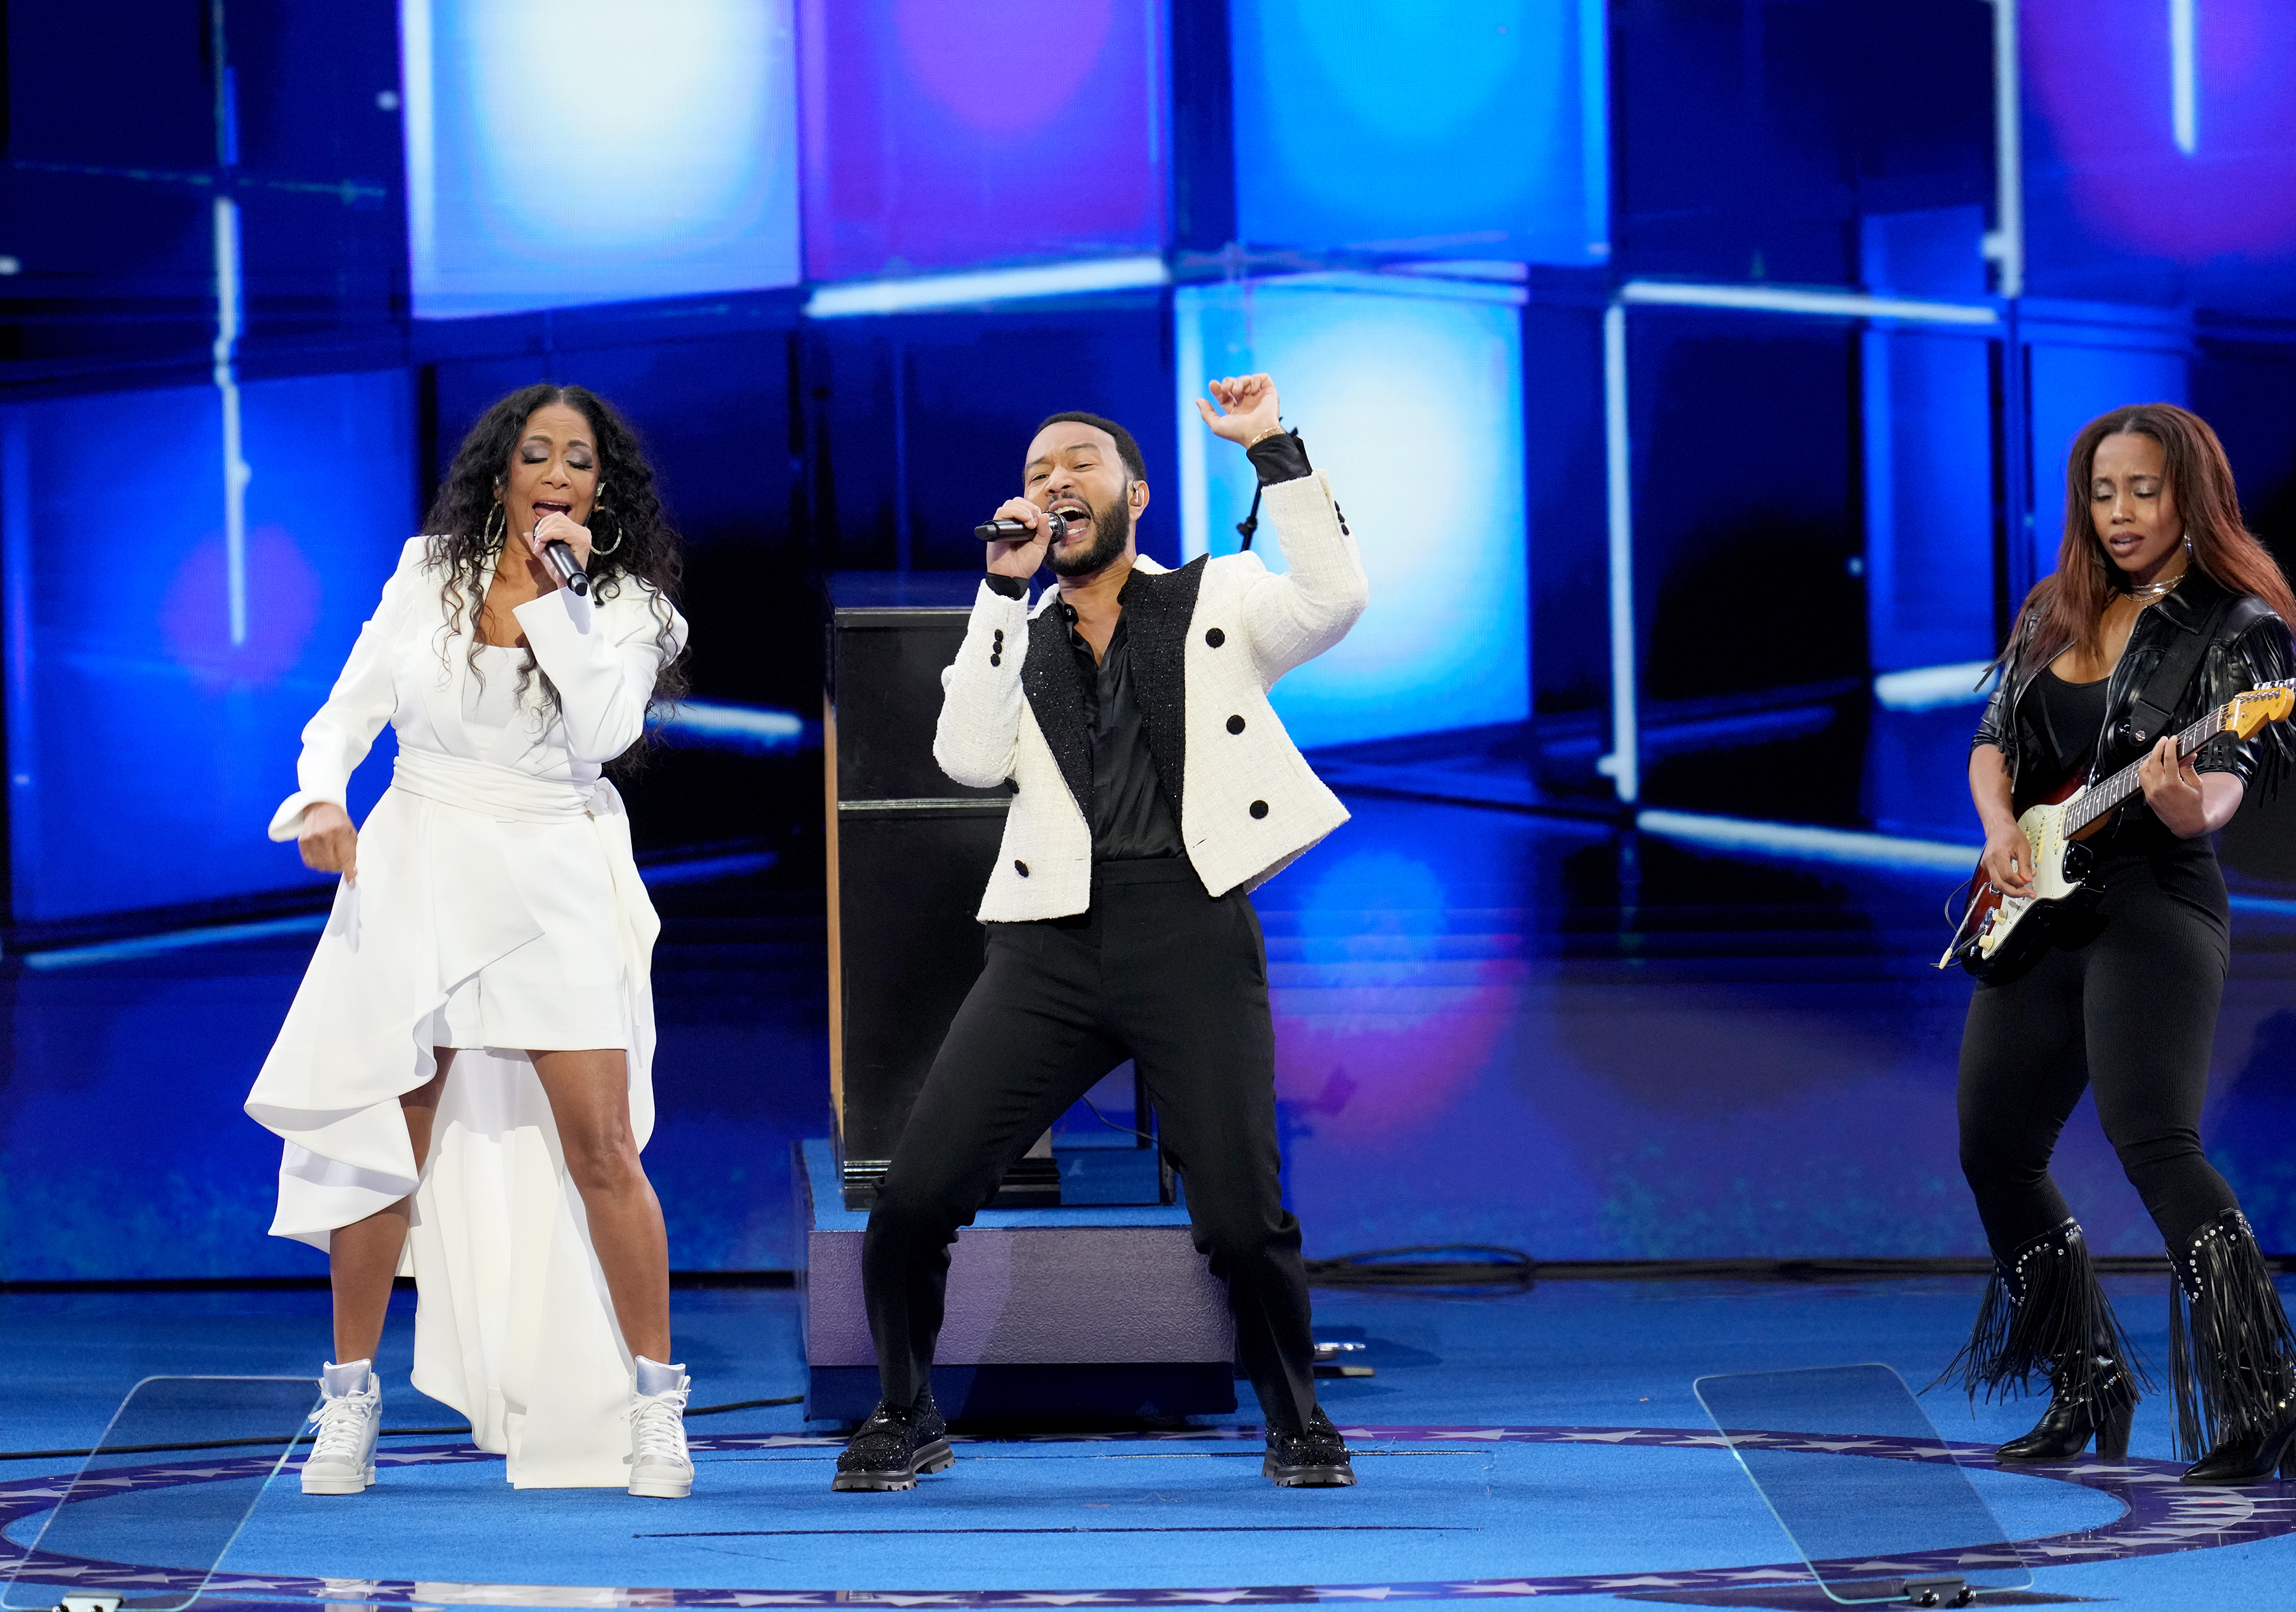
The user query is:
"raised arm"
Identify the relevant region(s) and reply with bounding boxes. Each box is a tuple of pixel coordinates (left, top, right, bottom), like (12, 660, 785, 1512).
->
(1194, 374, 1369, 684)
(269, 536, 427, 846)
(519, 583, 689, 765)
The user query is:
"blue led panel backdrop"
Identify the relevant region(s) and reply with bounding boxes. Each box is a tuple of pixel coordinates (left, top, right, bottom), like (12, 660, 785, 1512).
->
(2023, 0, 2296, 312)
(402, 0, 800, 318)
(798, 0, 1167, 281)
(1861, 326, 1994, 676)
(1230, 0, 1607, 263)
(1175, 277, 1529, 749)
(2, 373, 414, 921)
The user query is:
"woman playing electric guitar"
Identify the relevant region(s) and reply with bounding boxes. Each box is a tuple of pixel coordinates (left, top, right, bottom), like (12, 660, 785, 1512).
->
(1945, 404, 2296, 1486)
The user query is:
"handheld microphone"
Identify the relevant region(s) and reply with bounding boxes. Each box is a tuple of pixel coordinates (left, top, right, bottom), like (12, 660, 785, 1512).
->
(975, 512, 1070, 545)
(539, 534, 591, 597)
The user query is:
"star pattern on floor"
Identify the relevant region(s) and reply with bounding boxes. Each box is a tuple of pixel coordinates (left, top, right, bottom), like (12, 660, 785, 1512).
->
(1, 1424, 2287, 1606)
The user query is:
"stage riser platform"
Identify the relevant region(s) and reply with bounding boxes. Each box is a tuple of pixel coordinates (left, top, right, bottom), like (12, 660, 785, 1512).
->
(795, 1138, 1236, 1423)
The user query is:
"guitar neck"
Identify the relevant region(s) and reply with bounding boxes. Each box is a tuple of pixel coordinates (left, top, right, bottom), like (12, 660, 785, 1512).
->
(2063, 705, 2232, 836)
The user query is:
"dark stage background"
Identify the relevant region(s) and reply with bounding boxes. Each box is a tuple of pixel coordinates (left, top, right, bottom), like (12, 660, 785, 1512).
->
(7, 0, 2296, 1278)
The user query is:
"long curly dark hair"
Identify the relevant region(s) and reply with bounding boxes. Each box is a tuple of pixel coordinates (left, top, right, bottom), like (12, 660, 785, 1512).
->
(420, 384, 688, 763)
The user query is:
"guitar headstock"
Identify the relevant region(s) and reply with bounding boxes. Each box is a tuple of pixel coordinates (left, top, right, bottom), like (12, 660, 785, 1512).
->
(2227, 683, 2296, 740)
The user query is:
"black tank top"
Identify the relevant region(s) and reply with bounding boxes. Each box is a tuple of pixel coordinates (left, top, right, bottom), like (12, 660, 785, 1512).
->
(2030, 666, 2109, 791)
(2031, 664, 2223, 920)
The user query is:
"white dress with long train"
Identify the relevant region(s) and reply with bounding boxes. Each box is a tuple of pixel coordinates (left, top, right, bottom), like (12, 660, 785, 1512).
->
(244, 536, 688, 1488)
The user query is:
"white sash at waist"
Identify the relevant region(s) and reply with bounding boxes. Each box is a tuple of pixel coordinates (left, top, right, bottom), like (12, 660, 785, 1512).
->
(392, 747, 596, 823)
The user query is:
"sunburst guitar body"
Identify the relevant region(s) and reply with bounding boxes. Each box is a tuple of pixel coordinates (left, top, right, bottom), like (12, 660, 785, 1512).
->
(1941, 682, 2296, 979)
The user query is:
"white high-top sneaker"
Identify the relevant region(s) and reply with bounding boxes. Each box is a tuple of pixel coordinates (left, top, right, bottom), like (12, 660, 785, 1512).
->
(301, 1359, 381, 1495)
(626, 1356, 693, 1498)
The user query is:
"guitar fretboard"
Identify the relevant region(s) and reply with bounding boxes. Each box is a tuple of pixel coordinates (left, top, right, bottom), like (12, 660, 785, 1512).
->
(2064, 679, 2294, 836)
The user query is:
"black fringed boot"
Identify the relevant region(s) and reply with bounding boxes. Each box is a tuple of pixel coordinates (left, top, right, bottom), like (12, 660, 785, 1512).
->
(2169, 1209, 2296, 1485)
(1936, 1219, 2142, 1462)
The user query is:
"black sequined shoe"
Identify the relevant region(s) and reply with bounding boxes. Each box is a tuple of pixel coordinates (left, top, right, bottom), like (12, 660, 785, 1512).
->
(831, 1391, 953, 1492)
(1264, 1406, 1355, 1488)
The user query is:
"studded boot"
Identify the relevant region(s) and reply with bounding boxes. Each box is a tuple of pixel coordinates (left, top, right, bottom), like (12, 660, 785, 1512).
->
(2168, 1210, 2296, 1485)
(1935, 1219, 2145, 1462)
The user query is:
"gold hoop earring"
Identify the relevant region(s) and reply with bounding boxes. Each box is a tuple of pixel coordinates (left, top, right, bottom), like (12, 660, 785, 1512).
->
(483, 501, 506, 550)
(589, 494, 626, 557)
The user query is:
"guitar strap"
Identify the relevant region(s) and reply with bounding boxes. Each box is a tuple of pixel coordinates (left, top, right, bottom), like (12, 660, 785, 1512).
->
(2119, 590, 2234, 761)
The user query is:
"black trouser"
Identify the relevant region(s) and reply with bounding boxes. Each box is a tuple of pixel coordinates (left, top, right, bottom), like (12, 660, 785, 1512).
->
(1957, 855, 2239, 1255)
(862, 857, 1320, 1433)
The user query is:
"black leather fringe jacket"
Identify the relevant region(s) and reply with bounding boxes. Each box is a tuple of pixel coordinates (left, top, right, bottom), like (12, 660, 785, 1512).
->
(1971, 571, 2296, 803)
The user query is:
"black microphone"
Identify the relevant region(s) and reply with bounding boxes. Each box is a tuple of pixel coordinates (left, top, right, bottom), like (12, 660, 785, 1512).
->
(975, 512, 1070, 545)
(539, 534, 591, 597)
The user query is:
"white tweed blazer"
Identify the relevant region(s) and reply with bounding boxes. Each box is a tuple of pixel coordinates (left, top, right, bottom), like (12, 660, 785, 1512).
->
(933, 469, 1369, 922)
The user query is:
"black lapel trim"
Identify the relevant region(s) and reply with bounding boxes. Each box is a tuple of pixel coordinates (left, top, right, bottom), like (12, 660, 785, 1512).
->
(1117, 557, 1207, 819)
(1022, 599, 1093, 820)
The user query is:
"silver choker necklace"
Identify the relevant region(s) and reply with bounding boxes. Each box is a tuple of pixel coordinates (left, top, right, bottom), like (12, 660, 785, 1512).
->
(2128, 569, 2185, 603)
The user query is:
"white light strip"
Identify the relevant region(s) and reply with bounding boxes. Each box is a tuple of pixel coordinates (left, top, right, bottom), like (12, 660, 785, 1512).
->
(1619, 280, 1998, 327)
(652, 699, 810, 751)
(1601, 303, 1638, 804)
(212, 195, 249, 648)
(1873, 660, 1998, 711)
(805, 256, 1170, 319)
(1991, 0, 2025, 299)
(400, 0, 435, 297)
(1637, 809, 1977, 874)
(2170, 0, 2198, 156)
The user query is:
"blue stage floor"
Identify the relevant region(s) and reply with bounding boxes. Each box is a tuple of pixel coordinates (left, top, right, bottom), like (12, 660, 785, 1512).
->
(6, 1275, 2296, 1609)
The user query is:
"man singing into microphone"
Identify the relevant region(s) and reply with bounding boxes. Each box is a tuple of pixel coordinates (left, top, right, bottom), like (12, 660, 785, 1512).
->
(834, 373, 1370, 1493)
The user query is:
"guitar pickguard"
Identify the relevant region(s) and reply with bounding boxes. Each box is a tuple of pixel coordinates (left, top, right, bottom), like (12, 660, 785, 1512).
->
(1951, 800, 2093, 974)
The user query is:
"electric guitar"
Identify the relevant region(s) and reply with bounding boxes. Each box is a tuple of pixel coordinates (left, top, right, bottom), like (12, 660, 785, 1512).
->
(1939, 680, 2296, 978)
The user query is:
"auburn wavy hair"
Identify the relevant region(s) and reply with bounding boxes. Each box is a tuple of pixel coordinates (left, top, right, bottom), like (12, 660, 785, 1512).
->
(2015, 402, 2296, 665)
(420, 384, 688, 761)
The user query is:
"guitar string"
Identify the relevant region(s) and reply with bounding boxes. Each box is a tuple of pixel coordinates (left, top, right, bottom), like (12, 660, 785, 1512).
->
(1954, 681, 2292, 956)
(2063, 678, 2294, 836)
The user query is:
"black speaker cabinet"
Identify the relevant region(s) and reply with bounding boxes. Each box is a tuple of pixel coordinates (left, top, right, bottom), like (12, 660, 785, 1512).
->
(823, 573, 1059, 1210)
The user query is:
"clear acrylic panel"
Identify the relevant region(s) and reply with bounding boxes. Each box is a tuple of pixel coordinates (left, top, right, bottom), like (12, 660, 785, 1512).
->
(2, 1375, 317, 1611)
(1693, 1363, 2034, 1605)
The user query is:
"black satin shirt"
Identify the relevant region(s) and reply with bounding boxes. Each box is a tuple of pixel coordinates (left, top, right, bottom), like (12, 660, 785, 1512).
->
(1064, 606, 1185, 861)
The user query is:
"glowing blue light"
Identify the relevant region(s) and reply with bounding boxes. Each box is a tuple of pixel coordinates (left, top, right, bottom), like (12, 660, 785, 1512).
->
(1175, 277, 1529, 749)
(1230, 0, 1608, 263)
(401, 0, 801, 318)
(2, 374, 413, 921)
(22, 914, 328, 972)
(652, 700, 813, 754)
(1636, 810, 1976, 875)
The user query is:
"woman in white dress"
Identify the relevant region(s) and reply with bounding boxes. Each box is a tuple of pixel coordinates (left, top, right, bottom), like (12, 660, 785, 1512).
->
(244, 384, 695, 1497)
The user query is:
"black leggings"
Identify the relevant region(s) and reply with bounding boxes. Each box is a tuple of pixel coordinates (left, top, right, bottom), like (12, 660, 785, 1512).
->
(1958, 854, 2239, 1256)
